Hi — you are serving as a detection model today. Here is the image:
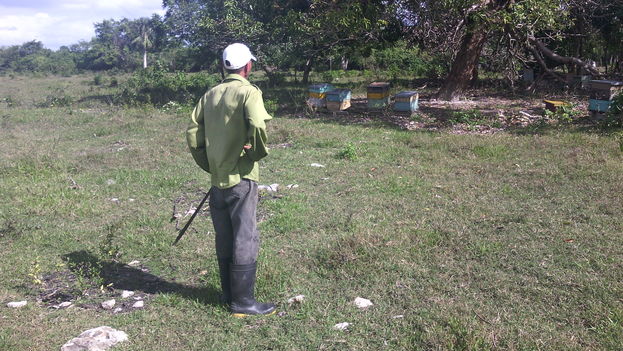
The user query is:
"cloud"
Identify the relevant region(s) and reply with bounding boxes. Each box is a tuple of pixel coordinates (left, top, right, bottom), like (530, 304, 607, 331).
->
(0, 0, 164, 49)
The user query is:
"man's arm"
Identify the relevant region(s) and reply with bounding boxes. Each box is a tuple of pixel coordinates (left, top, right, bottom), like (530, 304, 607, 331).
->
(186, 95, 210, 172)
(244, 88, 273, 162)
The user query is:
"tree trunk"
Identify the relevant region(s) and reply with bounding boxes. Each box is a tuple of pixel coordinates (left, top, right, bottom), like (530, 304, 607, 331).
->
(302, 57, 313, 84)
(341, 57, 349, 70)
(436, 26, 488, 101)
(143, 32, 148, 69)
(263, 65, 279, 87)
(470, 62, 479, 87)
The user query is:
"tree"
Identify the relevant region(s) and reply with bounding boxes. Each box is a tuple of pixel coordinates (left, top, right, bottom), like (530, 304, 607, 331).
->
(162, 0, 396, 81)
(397, 0, 616, 100)
(131, 18, 153, 68)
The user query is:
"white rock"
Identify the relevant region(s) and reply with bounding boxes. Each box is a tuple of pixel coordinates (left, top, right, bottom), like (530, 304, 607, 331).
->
(61, 326, 128, 351)
(286, 184, 299, 189)
(392, 315, 404, 319)
(106, 179, 116, 185)
(287, 295, 305, 304)
(113, 308, 123, 314)
(183, 206, 197, 217)
(333, 322, 351, 331)
(258, 184, 279, 192)
(120, 291, 134, 299)
(6, 301, 27, 308)
(127, 260, 140, 266)
(53, 301, 72, 309)
(101, 299, 116, 310)
(353, 297, 373, 309)
(132, 301, 144, 308)
(310, 163, 325, 168)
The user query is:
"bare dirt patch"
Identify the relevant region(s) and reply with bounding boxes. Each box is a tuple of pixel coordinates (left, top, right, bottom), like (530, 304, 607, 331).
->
(296, 94, 598, 133)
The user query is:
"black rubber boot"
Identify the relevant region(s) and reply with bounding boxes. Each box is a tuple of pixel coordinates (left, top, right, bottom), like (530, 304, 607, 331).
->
(230, 262, 276, 317)
(217, 258, 232, 305)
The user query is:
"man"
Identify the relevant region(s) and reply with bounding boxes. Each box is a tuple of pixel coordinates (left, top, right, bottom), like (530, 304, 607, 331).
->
(186, 43, 275, 316)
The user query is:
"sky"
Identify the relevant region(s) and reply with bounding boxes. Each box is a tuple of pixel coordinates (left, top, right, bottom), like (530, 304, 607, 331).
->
(0, 0, 166, 50)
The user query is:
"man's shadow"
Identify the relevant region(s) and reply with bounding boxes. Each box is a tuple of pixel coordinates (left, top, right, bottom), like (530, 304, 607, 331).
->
(62, 250, 221, 306)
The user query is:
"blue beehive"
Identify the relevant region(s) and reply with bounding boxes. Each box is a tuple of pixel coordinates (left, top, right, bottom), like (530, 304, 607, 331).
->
(393, 91, 419, 112)
(588, 99, 611, 113)
(307, 83, 334, 109)
(326, 89, 351, 102)
(326, 89, 352, 111)
(308, 84, 334, 97)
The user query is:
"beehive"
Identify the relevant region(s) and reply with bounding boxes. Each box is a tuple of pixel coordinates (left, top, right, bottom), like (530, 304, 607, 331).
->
(588, 80, 623, 101)
(367, 82, 390, 109)
(307, 83, 334, 108)
(588, 99, 611, 113)
(393, 91, 419, 112)
(308, 83, 334, 98)
(326, 89, 351, 111)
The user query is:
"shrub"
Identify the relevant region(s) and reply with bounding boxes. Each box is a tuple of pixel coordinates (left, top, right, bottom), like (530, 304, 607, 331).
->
(93, 74, 104, 86)
(543, 104, 582, 123)
(36, 88, 73, 107)
(109, 76, 118, 87)
(367, 41, 448, 79)
(604, 93, 623, 128)
(264, 99, 278, 115)
(118, 64, 219, 106)
(449, 109, 485, 125)
(337, 142, 358, 160)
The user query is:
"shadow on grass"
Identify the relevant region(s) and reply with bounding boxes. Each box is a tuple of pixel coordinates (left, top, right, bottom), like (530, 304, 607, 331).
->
(62, 250, 221, 306)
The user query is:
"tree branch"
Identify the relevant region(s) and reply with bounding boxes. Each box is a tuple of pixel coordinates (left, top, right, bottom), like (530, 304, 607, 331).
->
(528, 36, 600, 76)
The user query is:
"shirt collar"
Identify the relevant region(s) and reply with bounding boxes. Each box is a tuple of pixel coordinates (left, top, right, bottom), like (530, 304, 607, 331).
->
(224, 73, 250, 84)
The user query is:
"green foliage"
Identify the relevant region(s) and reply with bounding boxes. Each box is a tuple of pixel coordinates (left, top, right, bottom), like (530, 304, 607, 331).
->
(368, 41, 445, 79)
(73, 262, 104, 292)
(27, 256, 43, 286)
(263, 98, 278, 116)
(543, 104, 582, 123)
(449, 109, 502, 130)
(449, 109, 485, 125)
(606, 93, 623, 126)
(99, 224, 122, 261)
(0, 41, 77, 75)
(118, 64, 218, 106)
(336, 142, 358, 160)
(109, 76, 119, 87)
(36, 88, 73, 108)
(93, 74, 104, 86)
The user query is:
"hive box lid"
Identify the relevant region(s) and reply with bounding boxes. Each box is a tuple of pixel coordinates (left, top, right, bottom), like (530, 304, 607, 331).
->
(395, 91, 418, 98)
(367, 82, 390, 92)
(588, 80, 623, 86)
(308, 84, 334, 93)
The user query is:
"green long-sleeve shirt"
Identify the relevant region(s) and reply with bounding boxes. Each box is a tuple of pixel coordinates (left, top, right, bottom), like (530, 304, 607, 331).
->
(186, 74, 272, 189)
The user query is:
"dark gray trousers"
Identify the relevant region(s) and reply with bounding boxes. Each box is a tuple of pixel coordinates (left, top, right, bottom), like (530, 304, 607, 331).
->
(209, 179, 260, 265)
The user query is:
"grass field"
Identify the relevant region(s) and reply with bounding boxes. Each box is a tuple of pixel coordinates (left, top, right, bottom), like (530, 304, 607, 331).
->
(1, 74, 622, 350)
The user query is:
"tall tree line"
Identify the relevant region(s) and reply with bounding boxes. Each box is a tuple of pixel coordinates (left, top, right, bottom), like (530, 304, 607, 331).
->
(1, 0, 622, 99)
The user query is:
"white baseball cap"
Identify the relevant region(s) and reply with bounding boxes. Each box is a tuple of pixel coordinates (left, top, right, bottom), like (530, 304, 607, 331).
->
(222, 43, 257, 70)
